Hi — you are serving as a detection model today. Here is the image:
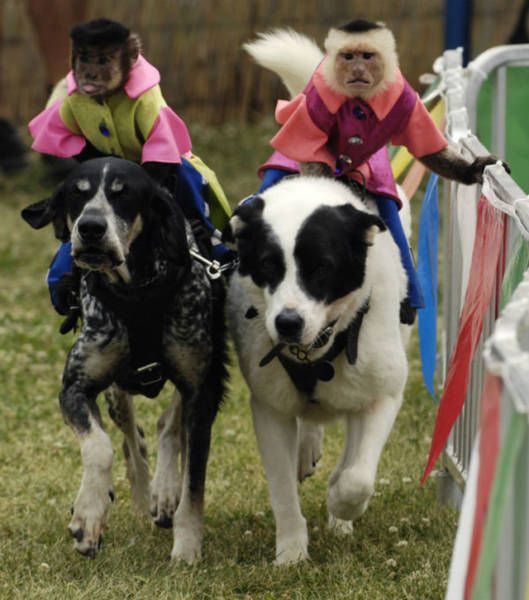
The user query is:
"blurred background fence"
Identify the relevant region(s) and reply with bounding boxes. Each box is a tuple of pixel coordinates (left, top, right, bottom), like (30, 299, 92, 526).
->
(0, 0, 525, 126)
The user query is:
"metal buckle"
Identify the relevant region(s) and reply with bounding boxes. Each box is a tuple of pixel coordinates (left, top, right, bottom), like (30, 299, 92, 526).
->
(189, 249, 239, 279)
(136, 362, 163, 386)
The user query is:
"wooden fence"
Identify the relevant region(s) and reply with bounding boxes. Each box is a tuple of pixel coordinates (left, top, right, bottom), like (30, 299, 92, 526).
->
(0, 0, 524, 126)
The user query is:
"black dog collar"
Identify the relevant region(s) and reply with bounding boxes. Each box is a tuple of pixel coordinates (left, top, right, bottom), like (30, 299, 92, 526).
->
(259, 298, 370, 397)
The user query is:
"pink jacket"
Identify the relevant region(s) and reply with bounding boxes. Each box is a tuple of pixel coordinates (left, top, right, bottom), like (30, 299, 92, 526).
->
(262, 60, 447, 203)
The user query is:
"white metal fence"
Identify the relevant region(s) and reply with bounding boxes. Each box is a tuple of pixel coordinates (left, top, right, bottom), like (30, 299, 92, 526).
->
(434, 45, 529, 507)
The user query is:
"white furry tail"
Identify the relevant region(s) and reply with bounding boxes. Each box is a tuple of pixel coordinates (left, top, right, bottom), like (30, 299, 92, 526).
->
(243, 28, 323, 98)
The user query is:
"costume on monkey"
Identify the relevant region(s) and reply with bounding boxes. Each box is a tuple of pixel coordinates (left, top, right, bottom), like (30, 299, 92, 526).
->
(255, 20, 465, 322)
(29, 19, 231, 315)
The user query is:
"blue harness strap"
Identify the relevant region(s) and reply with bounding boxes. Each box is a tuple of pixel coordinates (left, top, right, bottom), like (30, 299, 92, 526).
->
(374, 196, 425, 309)
(47, 241, 73, 313)
(258, 168, 290, 193)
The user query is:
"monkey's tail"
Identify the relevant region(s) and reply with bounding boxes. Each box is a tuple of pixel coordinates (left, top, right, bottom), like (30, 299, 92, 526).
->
(243, 28, 324, 98)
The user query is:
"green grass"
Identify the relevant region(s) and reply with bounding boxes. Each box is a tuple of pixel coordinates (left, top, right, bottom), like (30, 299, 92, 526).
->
(0, 124, 456, 599)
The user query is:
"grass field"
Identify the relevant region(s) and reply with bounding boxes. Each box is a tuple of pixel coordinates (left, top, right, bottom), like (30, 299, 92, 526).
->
(0, 122, 456, 599)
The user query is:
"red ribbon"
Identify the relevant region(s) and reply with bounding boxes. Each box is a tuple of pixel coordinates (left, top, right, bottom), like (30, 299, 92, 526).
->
(421, 196, 505, 483)
(464, 372, 502, 599)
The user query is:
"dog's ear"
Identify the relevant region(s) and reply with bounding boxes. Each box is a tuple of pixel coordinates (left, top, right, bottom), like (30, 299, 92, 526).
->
(224, 195, 265, 243)
(359, 212, 386, 246)
(150, 185, 190, 269)
(20, 184, 69, 241)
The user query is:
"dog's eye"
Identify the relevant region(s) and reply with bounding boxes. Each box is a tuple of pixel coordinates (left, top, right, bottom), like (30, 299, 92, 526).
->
(110, 180, 125, 194)
(311, 260, 334, 279)
(75, 179, 91, 193)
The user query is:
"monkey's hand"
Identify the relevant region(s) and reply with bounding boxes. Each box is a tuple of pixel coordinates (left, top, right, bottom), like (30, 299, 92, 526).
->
(300, 161, 334, 178)
(469, 155, 511, 184)
(419, 145, 510, 185)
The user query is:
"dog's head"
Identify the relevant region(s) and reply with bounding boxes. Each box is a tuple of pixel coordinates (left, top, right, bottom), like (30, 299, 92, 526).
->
(228, 178, 386, 350)
(22, 157, 187, 277)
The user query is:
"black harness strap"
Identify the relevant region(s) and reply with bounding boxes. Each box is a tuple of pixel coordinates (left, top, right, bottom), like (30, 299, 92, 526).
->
(276, 299, 370, 397)
(86, 267, 183, 398)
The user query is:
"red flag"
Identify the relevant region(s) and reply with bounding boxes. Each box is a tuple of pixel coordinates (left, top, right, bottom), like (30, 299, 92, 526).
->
(421, 196, 505, 483)
(464, 373, 502, 599)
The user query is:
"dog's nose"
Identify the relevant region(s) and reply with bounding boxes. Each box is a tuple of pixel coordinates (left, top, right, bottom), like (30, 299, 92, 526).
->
(78, 216, 107, 242)
(275, 309, 304, 341)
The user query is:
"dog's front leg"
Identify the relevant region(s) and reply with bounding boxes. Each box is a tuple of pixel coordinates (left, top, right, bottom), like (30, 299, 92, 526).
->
(105, 384, 150, 515)
(327, 394, 403, 529)
(297, 419, 324, 482)
(61, 382, 113, 558)
(251, 398, 308, 565)
(170, 386, 219, 565)
(150, 389, 183, 529)
(61, 332, 126, 558)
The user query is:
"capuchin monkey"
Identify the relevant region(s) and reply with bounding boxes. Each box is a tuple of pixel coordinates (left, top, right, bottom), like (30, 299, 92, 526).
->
(70, 19, 141, 102)
(319, 20, 502, 184)
(246, 20, 508, 185)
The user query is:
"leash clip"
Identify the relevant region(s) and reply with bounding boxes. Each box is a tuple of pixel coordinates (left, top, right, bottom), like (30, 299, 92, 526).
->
(189, 249, 238, 280)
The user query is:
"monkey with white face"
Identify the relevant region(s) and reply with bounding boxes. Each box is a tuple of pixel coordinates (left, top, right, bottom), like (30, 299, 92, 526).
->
(245, 20, 508, 322)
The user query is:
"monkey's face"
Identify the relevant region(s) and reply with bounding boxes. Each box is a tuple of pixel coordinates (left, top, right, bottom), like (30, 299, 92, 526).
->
(73, 45, 127, 99)
(333, 45, 384, 98)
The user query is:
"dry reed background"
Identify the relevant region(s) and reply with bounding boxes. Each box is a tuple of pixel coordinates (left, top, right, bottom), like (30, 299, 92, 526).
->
(0, 0, 524, 126)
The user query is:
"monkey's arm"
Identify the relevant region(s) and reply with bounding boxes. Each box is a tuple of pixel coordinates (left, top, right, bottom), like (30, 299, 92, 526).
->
(419, 144, 507, 185)
(28, 100, 86, 158)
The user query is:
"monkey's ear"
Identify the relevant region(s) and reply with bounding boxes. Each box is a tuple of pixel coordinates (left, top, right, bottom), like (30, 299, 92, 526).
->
(127, 33, 141, 62)
(21, 184, 69, 241)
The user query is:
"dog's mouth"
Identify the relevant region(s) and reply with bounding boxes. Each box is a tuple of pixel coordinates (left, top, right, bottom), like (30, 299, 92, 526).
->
(260, 320, 337, 367)
(73, 248, 121, 270)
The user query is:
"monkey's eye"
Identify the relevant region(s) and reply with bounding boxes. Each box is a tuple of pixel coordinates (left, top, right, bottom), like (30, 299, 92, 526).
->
(363, 52, 375, 60)
(98, 56, 110, 66)
(342, 52, 354, 60)
(79, 53, 89, 63)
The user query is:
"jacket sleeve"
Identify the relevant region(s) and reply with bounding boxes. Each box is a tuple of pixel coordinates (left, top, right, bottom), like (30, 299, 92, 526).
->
(391, 96, 447, 158)
(270, 94, 336, 169)
(135, 86, 192, 164)
(28, 100, 86, 157)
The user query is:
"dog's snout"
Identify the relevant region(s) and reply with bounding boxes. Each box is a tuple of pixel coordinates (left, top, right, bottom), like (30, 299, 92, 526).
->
(275, 309, 304, 341)
(78, 215, 107, 242)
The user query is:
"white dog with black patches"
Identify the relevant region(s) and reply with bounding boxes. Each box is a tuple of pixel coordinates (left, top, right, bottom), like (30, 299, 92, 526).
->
(227, 176, 411, 565)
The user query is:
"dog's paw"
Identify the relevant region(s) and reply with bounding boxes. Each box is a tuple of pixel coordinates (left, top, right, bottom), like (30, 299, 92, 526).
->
(327, 467, 374, 521)
(297, 422, 323, 482)
(274, 536, 309, 566)
(170, 528, 202, 565)
(150, 472, 182, 529)
(328, 514, 354, 536)
(68, 487, 113, 558)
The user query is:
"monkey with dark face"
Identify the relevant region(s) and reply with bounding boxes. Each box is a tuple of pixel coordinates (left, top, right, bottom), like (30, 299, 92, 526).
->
(28, 18, 231, 317)
(245, 20, 508, 322)
(30, 18, 192, 165)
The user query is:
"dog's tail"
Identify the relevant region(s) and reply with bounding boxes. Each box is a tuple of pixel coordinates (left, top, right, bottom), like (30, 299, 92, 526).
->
(243, 29, 324, 98)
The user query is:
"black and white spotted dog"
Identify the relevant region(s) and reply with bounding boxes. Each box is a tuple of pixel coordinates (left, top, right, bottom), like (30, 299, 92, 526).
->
(227, 176, 411, 565)
(22, 157, 226, 563)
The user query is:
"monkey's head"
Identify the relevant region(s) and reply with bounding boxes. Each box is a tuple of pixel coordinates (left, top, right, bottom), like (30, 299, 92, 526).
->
(70, 18, 141, 100)
(322, 20, 399, 100)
